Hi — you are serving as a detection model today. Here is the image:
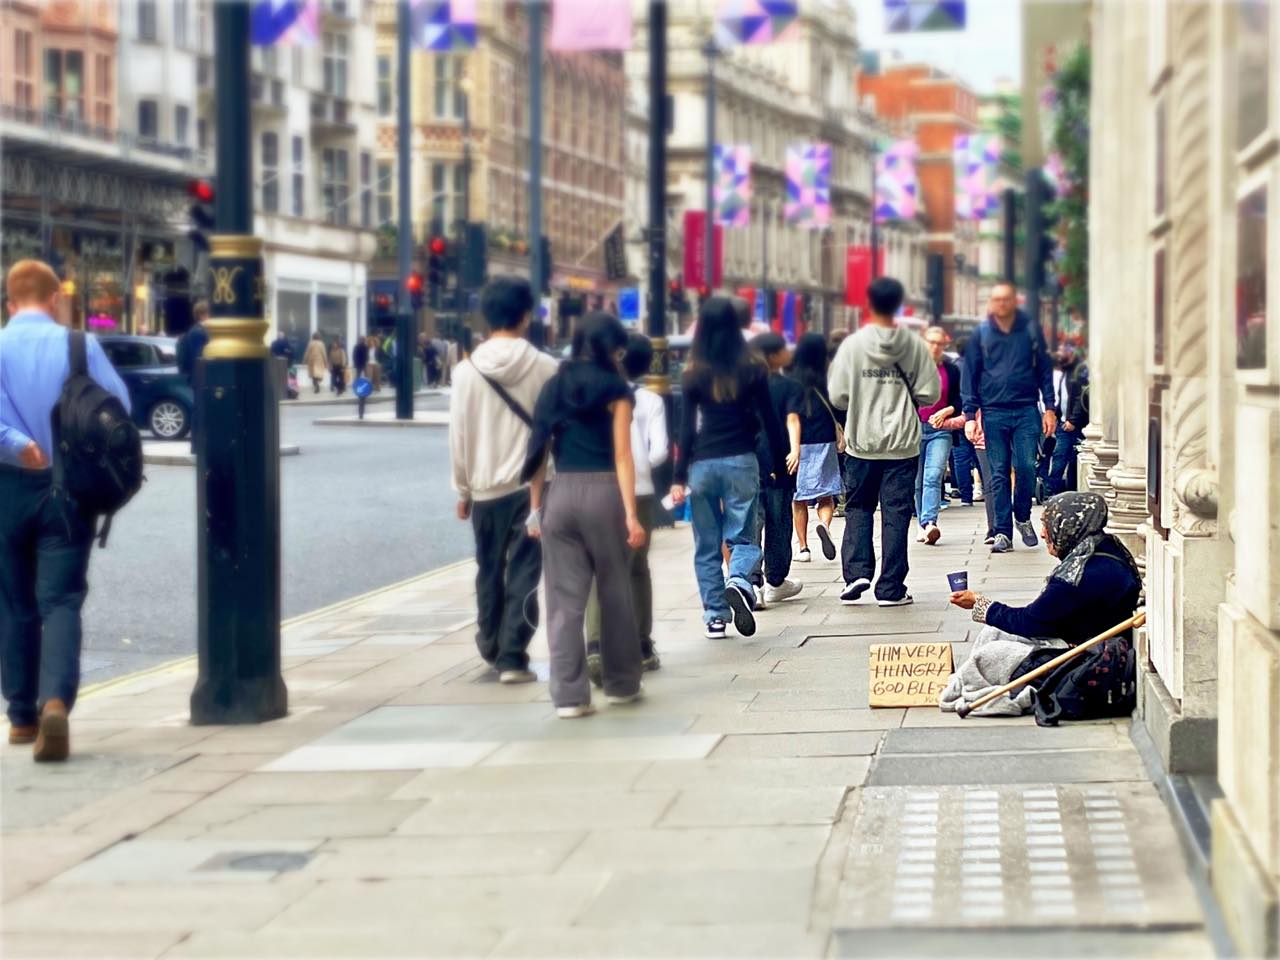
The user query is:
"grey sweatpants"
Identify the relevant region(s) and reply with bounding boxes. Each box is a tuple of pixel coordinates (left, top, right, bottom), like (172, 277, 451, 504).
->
(542, 472, 643, 708)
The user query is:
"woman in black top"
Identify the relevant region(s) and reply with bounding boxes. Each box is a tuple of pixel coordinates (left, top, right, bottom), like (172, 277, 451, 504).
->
(670, 297, 787, 640)
(790, 332, 843, 563)
(523, 312, 645, 718)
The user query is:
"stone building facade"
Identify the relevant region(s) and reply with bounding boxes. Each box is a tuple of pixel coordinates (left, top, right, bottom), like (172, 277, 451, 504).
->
(1081, 1, 1279, 953)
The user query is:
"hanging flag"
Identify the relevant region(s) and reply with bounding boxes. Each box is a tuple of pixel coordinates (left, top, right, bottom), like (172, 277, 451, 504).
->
(713, 145, 752, 228)
(411, 0, 477, 51)
(874, 139, 920, 222)
(884, 0, 966, 32)
(784, 144, 831, 229)
(549, 0, 632, 51)
(953, 133, 1001, 220)
(251, 0, 319, 46)
(714, 0, 799, 47)
(682, 211, 723, 289)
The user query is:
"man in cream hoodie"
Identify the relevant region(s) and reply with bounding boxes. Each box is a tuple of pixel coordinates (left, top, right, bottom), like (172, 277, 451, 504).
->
(828, 277, 940, 607)
(450, 278, 559, 683)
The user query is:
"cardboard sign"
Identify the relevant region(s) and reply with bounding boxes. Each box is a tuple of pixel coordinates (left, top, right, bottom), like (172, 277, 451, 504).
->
(868, 642, 954, 708)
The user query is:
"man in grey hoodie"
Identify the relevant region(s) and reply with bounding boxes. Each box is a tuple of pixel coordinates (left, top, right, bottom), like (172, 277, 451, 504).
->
(828, 277, 941, 606)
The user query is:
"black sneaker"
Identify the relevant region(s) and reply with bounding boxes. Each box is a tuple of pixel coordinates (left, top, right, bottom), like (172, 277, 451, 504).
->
(723, 584, 757, 637)
(815, 523, 837, 560)
(878, 594, 914, 607)
(705, 618, 728, 640)
(586, 652, 603, 689)
(1016, 520, 1039, 547)
(840, 578, 871, 605)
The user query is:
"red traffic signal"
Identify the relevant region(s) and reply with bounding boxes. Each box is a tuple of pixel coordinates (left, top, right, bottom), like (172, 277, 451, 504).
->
(375, 294, 391, 308)
(405, 271, 424, 294)
(697, 285, 710, 298)
(429, 236, 447, 256)
(668, 279, 680, 293)
(188, 179, 215, 204)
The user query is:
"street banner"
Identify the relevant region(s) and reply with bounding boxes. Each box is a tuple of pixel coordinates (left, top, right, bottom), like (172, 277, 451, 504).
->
(618, 287, 640, 324)
(411, 0, 478, 51)
(250, 0, 319, 45)
(713, 145, 752, 227)
(784, 144, 831, 229)
(874, 139, 920, 222)
(682, 211, 723, 290)
(884, 0, 966, 33)
(844, 245, 882, 310)
(714, 0, 799, 47)
(549, 0, 632, 52)
(954, 133, 1001, 220)
(603, 223, 628, 281)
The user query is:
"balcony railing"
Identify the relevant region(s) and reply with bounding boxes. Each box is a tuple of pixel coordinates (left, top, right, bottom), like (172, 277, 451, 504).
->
(1, 102, 205, 166)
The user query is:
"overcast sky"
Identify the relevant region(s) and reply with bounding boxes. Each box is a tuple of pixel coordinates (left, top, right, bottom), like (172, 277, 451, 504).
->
(851, 0, 1023, 94)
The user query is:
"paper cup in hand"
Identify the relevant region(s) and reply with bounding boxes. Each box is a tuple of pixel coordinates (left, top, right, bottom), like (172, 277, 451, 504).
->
(947, 571, 968, 592)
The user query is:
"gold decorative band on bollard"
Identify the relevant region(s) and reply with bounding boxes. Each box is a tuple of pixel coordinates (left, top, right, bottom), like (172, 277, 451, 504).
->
(205, 235, 268, 359)
(644, 336, 671, 395)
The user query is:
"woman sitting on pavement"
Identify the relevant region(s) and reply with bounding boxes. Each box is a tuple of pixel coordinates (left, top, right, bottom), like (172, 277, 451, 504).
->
(949, 491, 1142, 646)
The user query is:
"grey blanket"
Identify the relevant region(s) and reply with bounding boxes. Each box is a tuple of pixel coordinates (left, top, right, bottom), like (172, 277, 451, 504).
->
(939, 626, 1068, 717)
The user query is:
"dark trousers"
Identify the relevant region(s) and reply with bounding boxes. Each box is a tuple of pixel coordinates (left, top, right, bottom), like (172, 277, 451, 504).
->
(751, 485, 795, 589)
(471, 488, 541, 672)
(331, 364, 346, 395)
(840, 455, 917, 602)
(1043, 426, 1080, 496)
(982, 405, 1041, 538)
(586, 495, 656, 659)
(542, 473, 642, 708)
(950, 431, 976, 502)
(0, 468, 93, 726)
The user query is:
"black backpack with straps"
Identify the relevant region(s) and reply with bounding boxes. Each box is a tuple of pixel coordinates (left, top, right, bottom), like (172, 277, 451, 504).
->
(51, 331, 144, 547)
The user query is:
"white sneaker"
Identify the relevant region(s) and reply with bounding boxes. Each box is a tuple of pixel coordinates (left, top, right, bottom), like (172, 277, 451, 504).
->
(878, 594, 914, 607)
(764, 579, 803, 604)
(915, 528, 928, 543)
(498, 669, 537, 685)
(556, 703, 596, 719)
(606, 687, 644, 706)
(795, 548, 812, 563)
(840, 578, 871, 604)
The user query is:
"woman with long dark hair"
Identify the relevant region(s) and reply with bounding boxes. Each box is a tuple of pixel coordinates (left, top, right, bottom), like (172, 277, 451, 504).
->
(523, 312, 645, 718)
(670, 297, 788, 639)
(789, 332, 842, 563)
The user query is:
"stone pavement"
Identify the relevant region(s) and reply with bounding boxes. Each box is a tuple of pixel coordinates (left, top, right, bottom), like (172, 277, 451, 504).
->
(0, 502, 1213, 959)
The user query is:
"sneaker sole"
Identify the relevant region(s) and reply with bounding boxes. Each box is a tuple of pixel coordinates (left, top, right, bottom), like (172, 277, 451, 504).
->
(723, 586, 757, 637)
(705, 627, 727, 640)
(556, 706, 596, 719)
(33, 713, 69, 763)
(925, 526, 941, 545)
(840, 579, 871, 605)
(606, 692, 643, 706)
(815, 525, 837, 560)
(878, 597, 914, 607)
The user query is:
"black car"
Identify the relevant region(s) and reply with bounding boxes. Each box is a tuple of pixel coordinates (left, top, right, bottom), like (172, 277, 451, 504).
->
(97, 335, 195, 440)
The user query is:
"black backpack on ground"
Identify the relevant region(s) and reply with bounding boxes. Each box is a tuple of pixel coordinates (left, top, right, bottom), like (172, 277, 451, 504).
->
(52, 331, 144, 547)
(1031, 633, 1137, 727)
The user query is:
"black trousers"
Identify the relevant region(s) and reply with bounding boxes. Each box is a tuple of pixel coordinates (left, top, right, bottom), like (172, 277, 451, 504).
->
(751, 485, 795, 588)
(840, 455, 917, 601)
(0, 467, 93, 726)
(471, 488, 541, 672)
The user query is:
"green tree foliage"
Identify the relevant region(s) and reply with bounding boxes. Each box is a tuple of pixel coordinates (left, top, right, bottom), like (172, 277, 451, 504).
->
(1046, 43, 1090, 315)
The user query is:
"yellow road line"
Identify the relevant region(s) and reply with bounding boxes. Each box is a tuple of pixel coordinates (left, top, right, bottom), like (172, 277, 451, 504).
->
(79, 558, 476, 701)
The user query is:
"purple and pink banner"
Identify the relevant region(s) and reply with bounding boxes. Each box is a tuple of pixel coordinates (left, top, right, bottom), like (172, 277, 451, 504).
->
(549, 0, 632, 51)
(874, 139, 920, 222)
(784, 143, 831, 229)
(713, 145, 752, 227)
(411, 0, 477, 51)
(954, 133, 1001, 220)
(251, 0, 319, 45)
(714, 0, 799, 47)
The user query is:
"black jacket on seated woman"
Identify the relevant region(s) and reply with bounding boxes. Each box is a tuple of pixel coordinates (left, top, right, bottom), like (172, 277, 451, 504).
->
(950, 491, 1142, 646)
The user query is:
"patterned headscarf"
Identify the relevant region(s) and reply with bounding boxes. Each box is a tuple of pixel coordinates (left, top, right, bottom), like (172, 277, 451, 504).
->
(1044, 491, 1137, 587)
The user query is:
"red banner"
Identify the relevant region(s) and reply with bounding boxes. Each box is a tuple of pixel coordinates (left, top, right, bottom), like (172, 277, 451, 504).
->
(683, 210, 723, 289)
(845, 245, 884, 310)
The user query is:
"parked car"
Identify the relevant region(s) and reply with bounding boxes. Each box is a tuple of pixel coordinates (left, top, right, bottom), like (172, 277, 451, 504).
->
(97, 335, 194, 440)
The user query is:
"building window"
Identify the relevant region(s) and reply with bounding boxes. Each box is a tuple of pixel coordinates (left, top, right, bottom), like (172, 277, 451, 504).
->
(138, 0, 158, 42)
(376, 160, 394, 225)
(1235, 184, 1267, 371)
(322, 148, 350, 225)
(262, 132, 280, 213)
(433, 55, 465, 119)
(14, 31, 35, 113)
(360, 151, 372, 227)
(377, 55, 392, 116)
(198, 118, 208, 151)
(292, 46, 304, 86)
(323, 32, 349, 98)
(93, 54, 111, 128)
(1152, 247, 1166, 367)
(137, 99, 158, 140)
(1237, 0, 1271, 152)
(44, 50, 85, 124)
(174, 105, 189, 146)
(174, 0, 189, 47)
(1153, 98, 1167, 221)
(292, 135, 305, 217)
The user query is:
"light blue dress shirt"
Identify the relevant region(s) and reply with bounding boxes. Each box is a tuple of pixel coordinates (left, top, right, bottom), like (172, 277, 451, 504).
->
(0, 310, 131, 468)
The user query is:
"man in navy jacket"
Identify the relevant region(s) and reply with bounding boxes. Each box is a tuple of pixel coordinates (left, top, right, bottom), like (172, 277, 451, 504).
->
(961, 281, 1057, 553)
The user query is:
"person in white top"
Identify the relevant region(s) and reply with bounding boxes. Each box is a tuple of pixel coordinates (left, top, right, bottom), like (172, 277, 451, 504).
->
(584, 332, 669, 684)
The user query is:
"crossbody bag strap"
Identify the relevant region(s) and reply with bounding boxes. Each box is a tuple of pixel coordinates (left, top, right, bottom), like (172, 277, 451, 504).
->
(894, 362, 920, 410)
(477, 371, 533, 427)
(811, 387, 842, 433)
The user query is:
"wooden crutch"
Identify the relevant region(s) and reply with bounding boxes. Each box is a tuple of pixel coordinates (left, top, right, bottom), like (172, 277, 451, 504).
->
(956, 611, 1146, 719)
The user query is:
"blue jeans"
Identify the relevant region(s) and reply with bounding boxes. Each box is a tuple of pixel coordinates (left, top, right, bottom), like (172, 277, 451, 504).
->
(688, 454, 761, 624)
(1045, 426, 1080, 496)
(982, 405, 1042, 539)
(914, 424, 954, 525)
(950, 431, 976, 502)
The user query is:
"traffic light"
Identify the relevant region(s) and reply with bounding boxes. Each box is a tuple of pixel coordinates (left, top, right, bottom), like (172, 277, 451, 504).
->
(370, 291, 395, 328)
(427, 235, 447, 305)
(188, 179, 215, 252)
(669, 278, 689, 315)
(461, 223, 487, 290)
(406, 271, 425, 310)
(926, 252, 945, 321)
(538, 235, 553, 295)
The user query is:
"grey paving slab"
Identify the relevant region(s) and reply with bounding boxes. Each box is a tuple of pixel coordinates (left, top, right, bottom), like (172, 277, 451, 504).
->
(0, 931, 186, 959)
(304, 832, 582, 879)
(866, 749, 1149, 786)
(660, 786, 847, 827)
(880, 724, 1129, 755)
(51, 839, 320, 886)
(259, 741, 501, 772)
(209, 770, 418, 805)
(689, 708, 904, 734)
(396, 789, 674, 834)
(833, 783, 1203, 930)
(559, 825, 830, 873)
(712, 731, 883, 759)
(829, 929, 1213, 959)
(479, 734, 721, 766)
(490, 924, 827, 958)
(167, 927, 500, 959)
(0, 751, 187, 829)
(393, 761, 652, 798)
(635, 756, 871, 791)
(199, 800, 423, 840)
(580, 868, 814, 927)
